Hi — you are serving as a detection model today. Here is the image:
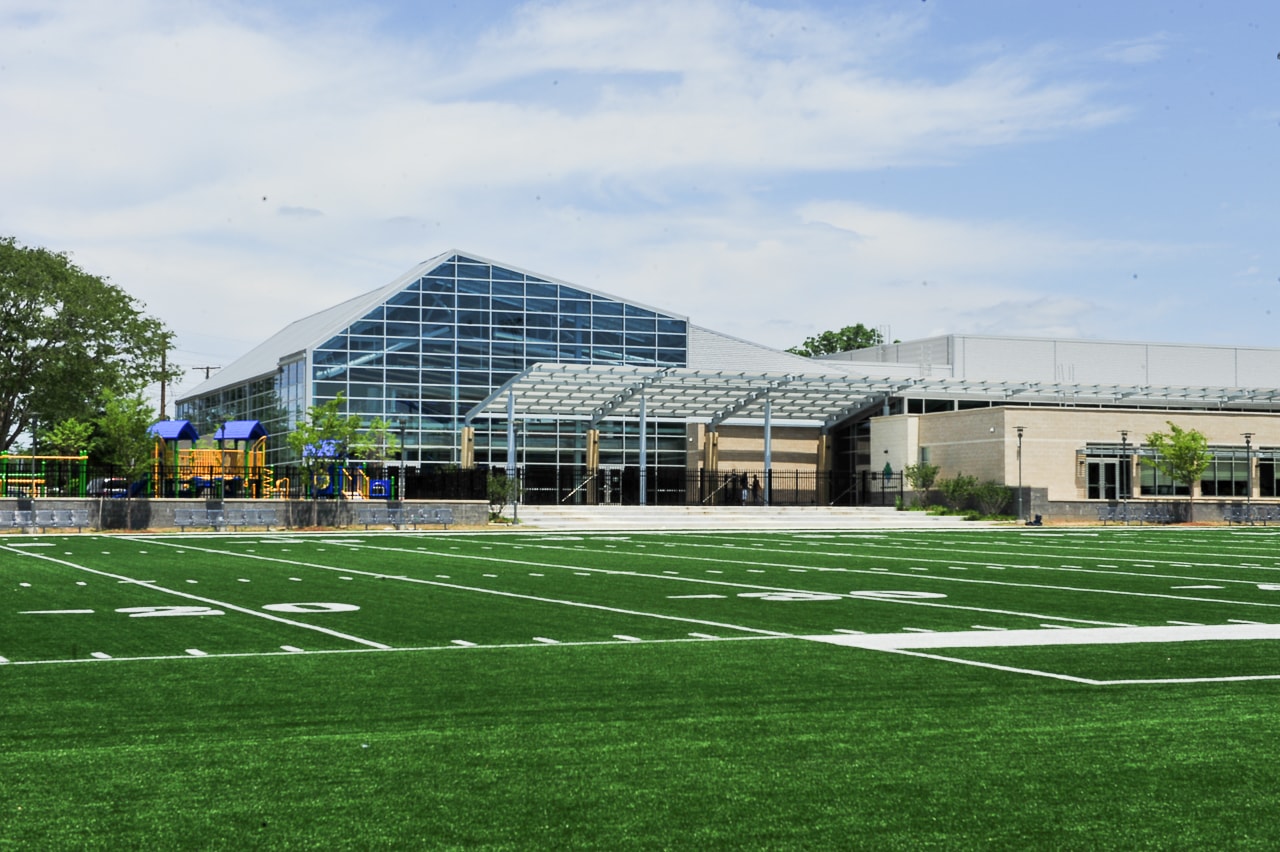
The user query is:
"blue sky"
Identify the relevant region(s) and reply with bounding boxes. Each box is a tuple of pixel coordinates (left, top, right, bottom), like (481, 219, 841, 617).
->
(2, 0, 1277, 402)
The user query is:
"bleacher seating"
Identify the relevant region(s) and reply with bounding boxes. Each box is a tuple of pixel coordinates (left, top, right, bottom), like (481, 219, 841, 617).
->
(1224, 504, 1280, 526)
(1097, 503, 1179, 525)
(1096, 504, 1125, 525)
(353, 504, 456, 530)
(354, 504, 401, 529)
(221, 507, 279, 531)
(32, 508, 90, 532)
(1139, 504, 1176, 525)
(0, 508, 89, 533)
(0, 510, 33, 531)
(411, 506, 455, 529)
(173, 507, 279, 532)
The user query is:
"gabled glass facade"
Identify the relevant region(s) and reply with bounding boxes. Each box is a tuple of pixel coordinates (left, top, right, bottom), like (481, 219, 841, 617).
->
(179, 254, 689, 470)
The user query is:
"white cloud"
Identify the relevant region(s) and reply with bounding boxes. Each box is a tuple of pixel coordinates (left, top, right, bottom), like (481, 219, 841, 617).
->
(0, 0, 1160, 376)
(1098, 33, 1171, 65)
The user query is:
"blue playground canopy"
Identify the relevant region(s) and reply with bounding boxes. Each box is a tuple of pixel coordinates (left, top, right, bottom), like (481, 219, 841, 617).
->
(214, 420, 268, 442)
(148, 420, 200, 441)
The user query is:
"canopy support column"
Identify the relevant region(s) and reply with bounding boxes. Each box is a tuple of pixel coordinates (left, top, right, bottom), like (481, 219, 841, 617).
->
(816, 432, 830, 505)
(638, 392, 647, 506)
(506, 391, 518, 523)
(704, 428, 719, 472)
(586, 428, 600, 505)
(460, 426, 475, 469)
(762, 394, 772, 506)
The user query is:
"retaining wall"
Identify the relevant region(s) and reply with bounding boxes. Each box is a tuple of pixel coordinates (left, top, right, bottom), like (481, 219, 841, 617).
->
(0, 498, 488, 532)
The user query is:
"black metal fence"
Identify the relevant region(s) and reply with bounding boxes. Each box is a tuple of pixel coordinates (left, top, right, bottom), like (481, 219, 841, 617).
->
(12, 462, 905, 507)
(514, 467, 905, 507)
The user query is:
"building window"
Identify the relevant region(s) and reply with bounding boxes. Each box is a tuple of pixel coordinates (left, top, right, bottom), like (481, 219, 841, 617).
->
(1199, 452, 1248, 497)
(1138, 462, 1189, 497)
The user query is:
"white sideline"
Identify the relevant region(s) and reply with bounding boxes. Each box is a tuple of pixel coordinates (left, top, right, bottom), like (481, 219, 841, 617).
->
(804, 622, 1280, 651)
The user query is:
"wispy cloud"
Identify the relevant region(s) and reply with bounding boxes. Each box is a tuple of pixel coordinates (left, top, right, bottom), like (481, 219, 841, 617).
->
(1098, 33, 1171, 65)
(0, 0, 1200, 398)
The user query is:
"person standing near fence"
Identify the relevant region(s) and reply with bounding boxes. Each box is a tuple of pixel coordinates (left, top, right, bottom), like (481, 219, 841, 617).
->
(751, 475, 761, 505)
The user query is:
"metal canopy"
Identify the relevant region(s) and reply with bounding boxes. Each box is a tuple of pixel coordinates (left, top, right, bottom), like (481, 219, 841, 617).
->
(465, 365, 912, 428)
(464, 363, 1280, 427)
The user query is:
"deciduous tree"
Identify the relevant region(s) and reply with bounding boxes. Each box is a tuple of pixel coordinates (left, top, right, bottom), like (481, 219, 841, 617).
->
(43, 418, 95, 456)
(92, 391, 157, 529)
(0, 237, 177, 451)
(1141, 422, 1212, 518)
(787, 324, 886, 357)
(287, 395, 363, 493)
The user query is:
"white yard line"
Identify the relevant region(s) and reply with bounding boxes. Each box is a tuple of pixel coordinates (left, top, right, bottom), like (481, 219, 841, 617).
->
(446, 536, 1280, 622)
(3, 544, 392, 650)
(125, 537, 795, 639)
(871, 648, 1103, 685)
(2, 633, 782, 667)
(803, 623, 1280, 685)
(347, 538, 1133, 629)
(803, 622, 1280, 651)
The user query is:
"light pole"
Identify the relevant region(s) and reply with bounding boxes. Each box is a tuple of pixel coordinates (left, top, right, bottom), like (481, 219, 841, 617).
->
(1119, 430, 1129, 524)
(1243, 432, 1254, 523)
(1015, 426, 1025, 522)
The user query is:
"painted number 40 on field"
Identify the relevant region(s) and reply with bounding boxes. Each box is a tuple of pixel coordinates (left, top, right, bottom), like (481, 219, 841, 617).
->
(736, 591, 947, 602)
(22, 603, 362, 618)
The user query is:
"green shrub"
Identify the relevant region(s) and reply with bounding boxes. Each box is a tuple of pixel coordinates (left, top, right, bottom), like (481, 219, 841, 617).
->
(972, 480, 1013, 516)
(936, 473, 978, 511)
(903, 462, 940, 507)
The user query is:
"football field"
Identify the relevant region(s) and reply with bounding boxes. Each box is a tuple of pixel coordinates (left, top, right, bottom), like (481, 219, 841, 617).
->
(5, 526, 1280, 847)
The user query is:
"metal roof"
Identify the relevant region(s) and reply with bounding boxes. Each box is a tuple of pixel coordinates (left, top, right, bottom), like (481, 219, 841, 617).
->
(464, 364, 1280, 428)
(466, 365, 916, 429)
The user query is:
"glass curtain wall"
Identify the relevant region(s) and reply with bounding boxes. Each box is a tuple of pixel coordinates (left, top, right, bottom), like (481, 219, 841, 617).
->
(307, 255, 688, 470)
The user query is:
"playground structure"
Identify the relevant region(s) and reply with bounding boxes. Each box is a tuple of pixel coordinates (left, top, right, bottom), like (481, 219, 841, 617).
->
(301, 438, 391, 500)
(147, 420, 393, 500)
(0, 453, 89, 498)
(149, 419, 284, 498)
(3, 420, 396, 501)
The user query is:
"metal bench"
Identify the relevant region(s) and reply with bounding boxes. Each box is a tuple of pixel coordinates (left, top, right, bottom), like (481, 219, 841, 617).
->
(354, 504, 405, 530)
(1096, 504, 1125, 525)
(221, 507, 280, 531)
(0, 510, 31, 531)
(1252, 504, 1280, 525)
(174, 508, 223, 531)
(31, 508, 89, 532)
(410, 506, 455, 529)
(251, 508, 279, 530)
(1139, 504, 1175, 525)
(1223, 504, 1250, 525)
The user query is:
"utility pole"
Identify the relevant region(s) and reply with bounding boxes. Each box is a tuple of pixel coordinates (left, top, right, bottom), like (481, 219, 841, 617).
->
(159, 351, 167, 420)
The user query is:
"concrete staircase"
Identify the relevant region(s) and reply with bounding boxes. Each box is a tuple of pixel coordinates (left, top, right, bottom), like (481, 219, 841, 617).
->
(510, 504, 993, 531)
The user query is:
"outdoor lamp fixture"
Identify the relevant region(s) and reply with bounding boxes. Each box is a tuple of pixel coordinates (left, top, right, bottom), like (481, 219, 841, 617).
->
(1015, 426, 1025, 521)
(1243, 432, 1254, 517)
(1119, 430, 1129, 520)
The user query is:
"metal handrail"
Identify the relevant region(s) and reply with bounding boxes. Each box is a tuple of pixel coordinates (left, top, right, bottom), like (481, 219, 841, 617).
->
(561, 472, 598, 503)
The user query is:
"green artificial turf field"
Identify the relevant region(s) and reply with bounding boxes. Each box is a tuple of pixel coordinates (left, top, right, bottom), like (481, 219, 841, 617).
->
(4, 527, 1280, 848)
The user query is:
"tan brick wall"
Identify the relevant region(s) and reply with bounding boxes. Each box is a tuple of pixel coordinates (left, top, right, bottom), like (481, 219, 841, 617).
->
(706, 424, 822, 472)
(877, 407, 1280, 501)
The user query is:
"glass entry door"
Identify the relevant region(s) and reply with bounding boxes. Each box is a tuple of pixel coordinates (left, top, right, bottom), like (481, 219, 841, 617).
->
(1087, 459, 1130, 500)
